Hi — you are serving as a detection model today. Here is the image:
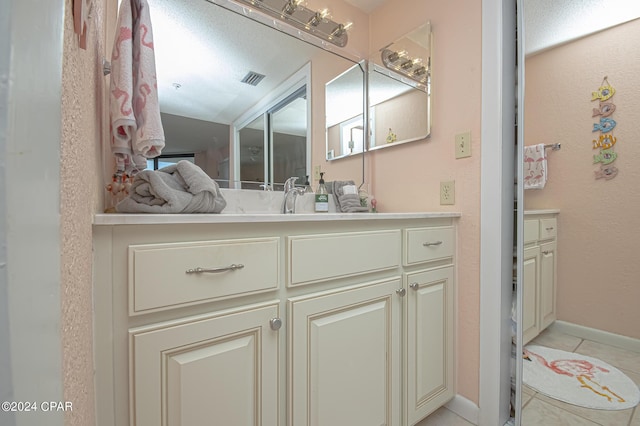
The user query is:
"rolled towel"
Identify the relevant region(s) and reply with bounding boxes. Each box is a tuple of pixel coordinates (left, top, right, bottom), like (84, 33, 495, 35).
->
(338, 193, 369, 213)
(116, 160, 227, 213)
(330, 180, 364, 212)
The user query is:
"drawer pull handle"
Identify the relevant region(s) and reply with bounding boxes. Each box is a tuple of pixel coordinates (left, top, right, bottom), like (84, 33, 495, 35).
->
(409, 282, 419, 290)
(185, 264, 245, 274)
(542, 251, 551, 255)
(546, 227, 554, 231)
(396, 288, 407, 297)
(423, 241, 443, 247)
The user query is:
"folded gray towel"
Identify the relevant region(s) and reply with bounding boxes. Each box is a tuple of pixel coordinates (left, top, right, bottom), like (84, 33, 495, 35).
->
(329, 180, 368, 213)
(116, 160, 227, 213)
(338, 193, 369, 213)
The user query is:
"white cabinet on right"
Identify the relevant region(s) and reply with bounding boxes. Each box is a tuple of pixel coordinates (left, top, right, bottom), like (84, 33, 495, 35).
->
(522, 211, 559, 345)
(405, 267, 454, 425)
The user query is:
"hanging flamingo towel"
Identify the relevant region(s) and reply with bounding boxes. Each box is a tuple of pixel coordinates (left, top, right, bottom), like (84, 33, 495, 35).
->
(524, 144, 547, 189)
(110, 0, 164, 173)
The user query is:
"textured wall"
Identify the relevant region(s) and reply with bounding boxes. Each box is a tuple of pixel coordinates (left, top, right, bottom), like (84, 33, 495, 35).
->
(367, 0, 483, 405)
(61, 0, 110, 423)
(524, 19, 640, 339)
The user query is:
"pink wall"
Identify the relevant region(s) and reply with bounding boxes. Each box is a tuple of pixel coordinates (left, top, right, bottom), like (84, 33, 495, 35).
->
(60, 0, 110, 423)
(524, 19, 640, 339)
(367, 0, 482, 405)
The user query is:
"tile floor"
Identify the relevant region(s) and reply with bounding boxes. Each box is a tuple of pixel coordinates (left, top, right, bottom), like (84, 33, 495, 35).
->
(415, 327, 640, 426)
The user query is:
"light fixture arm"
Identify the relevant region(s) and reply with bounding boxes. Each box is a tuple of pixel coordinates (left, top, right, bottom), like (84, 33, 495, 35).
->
(235, 0, 351, 47)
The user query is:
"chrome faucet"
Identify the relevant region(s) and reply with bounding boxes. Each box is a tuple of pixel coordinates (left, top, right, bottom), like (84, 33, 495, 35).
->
(282, 177, 306, 214)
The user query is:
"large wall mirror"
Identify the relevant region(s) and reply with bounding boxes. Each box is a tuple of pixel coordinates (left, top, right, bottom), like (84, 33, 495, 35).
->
(516, 1, 640, 424)
(148, 0, 363, 189)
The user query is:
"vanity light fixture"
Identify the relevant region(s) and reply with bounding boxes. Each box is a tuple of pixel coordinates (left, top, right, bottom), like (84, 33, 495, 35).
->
(235, 0, 351, 47)
(381, 48, 430, 85)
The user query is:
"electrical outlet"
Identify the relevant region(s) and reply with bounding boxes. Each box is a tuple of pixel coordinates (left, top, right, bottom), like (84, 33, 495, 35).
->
(440, 181, 455, 205)
(314, 165, 321, 180)
(455, 131, 472, 159)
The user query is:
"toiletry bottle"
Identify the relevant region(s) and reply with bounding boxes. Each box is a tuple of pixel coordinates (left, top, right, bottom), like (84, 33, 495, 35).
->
(304, 175, 313, 193)
(315, 172, 329, 212)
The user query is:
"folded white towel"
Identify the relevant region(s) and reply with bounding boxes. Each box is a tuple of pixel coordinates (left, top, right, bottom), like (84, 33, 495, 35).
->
(524, 144, 547, 190)
(110, 0, 165, 174)
(116, 161, 227, 213)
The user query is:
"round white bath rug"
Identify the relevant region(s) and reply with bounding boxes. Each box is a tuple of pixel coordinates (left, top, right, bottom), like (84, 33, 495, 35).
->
(523, 345, 640, 410)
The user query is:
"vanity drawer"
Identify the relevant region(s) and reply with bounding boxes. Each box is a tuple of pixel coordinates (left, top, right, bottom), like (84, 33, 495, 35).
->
(404, 226, 454, 266)
(523, 220, 540, 244)
(539, 218, 557, 240)
(129, 237, 279, 315)
(288, 230, 401, 287)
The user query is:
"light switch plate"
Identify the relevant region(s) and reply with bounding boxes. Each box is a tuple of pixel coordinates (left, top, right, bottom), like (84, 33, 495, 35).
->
(455, 131, 472, 159)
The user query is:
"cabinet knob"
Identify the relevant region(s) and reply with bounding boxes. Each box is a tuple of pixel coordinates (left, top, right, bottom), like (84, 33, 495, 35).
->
(409, 282, 419, 290)
(269, 318, 282, 331)
(396, 288, 406, 297)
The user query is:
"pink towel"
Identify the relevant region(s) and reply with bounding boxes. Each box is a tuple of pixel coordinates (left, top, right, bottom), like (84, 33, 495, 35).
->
(523, 144, 547, 190)
(110, 0, 164, 174)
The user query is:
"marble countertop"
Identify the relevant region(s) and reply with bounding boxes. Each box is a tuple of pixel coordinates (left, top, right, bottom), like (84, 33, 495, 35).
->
(94, 211, 461, 225)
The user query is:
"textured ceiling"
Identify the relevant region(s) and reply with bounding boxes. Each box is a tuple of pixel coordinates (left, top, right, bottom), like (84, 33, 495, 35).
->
(524, 0, 640, 55)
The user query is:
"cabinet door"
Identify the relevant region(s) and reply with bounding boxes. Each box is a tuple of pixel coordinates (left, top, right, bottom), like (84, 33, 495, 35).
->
(539, 241, 557, 330)
(405, 267, 454, 425)
(522, 246, 540, 345)
(129, 302, 280, 426)
(288, 278, 402, 426)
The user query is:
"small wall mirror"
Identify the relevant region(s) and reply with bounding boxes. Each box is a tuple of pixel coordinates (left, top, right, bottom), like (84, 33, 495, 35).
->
(368, 22, 432, 150)
(325, 62, 366, 160)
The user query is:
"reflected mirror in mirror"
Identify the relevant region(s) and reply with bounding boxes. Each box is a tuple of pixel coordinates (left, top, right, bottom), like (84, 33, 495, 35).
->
(148, 0, 363, 188)
(271, 87, 308, 190)
(369, 22, 431, 150)
(238, 115, 265, 190)
(325, 63, 365, 160)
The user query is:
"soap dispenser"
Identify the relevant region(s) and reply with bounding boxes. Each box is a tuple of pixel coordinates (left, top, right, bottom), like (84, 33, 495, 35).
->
(304, 175, 313, 194)
(315, 172, 329, 212)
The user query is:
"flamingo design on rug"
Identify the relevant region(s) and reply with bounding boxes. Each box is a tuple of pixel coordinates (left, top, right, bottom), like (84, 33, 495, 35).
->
(524, 347, 625, 403)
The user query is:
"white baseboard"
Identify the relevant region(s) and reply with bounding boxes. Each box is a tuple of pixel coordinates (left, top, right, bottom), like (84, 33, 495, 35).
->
(549, 320, 640, 353)
(446, 394, 479, 425)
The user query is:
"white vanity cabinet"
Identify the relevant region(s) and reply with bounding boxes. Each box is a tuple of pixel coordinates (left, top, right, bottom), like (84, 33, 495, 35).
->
(289, 278, 402, 426)
(93, 213, 458, 426)
(129, 302, 280, 426)
(522, 211, 558, 344)
(403, 227, 455, 425)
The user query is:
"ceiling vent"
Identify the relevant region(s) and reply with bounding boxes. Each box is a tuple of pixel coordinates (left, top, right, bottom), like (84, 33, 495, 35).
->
(241, 71, 266, 86)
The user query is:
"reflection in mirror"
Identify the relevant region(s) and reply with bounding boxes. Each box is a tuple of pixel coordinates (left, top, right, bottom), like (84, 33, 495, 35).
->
(149, 0, 362, 188)
(271, 87, 307, 190)
(238, 115, 265, 190)
(325, 63, 365, 160)
(369, 22, 431, 150)
(368, 66, 430, 150)
(516, 1, 640, 424)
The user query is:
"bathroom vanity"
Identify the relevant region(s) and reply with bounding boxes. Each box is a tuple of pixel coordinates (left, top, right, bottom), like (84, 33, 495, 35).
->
(522, 210, 559, 344)
(93, 212, 459, 426)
